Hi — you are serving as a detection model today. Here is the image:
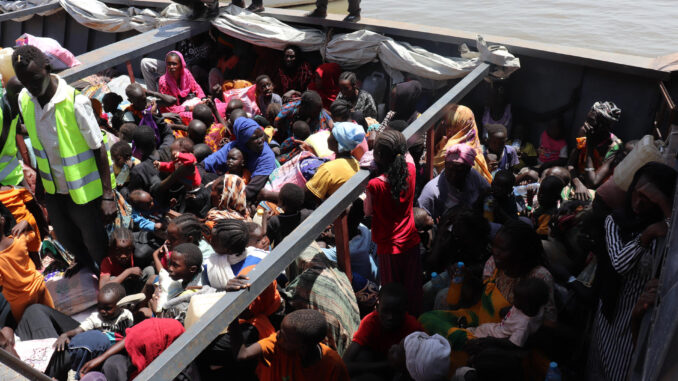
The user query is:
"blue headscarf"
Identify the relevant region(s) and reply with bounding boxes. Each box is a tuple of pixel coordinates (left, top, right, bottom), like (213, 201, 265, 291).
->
(222, 117, 277, 177)
(332, 121, 365, 153)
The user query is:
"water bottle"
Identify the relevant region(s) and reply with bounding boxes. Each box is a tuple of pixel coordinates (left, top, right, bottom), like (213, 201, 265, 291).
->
(452, 262, 464, 284)
(253, 207, 265, 227)
(545, 362, 562, 381)
(514, 183, 540, 197)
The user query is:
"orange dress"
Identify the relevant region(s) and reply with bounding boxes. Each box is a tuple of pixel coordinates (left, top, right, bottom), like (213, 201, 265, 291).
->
(256, 332, 350, 381)
(0, 187, 41, 252)
(0, 232, 54, 321)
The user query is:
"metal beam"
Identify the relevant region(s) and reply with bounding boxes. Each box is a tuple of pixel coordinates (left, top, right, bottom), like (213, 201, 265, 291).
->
(136, 62, 491, 381)
(59, 20, 209, 84)
(0, 347, 53, 381)
(0, 3, 62, 23)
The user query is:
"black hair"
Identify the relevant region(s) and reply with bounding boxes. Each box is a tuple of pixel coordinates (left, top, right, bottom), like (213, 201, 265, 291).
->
(347, 198, 365, 235)
(187, 120, 207, 144)
(193, 143, 212, 162)
(100, 282, 126, 302)
(495, 220, 545, 276)
(171, 214, 208, 245)
(253, 115, 270, 128)
(173, 137, 195, 153)
(538, 176, 565, 207)
(330, 99, 352, 121)
(132, 125, 157, 154)
(279, 183, 305, 213)
(124, 83, 144, 98)
(110, 113, 126, 135)
(246, 222, 262, 236)
(493, 170, 515, 187)
(513, 278, 550, 317)
(386, 119, 408, 132)
(110, 141, 132, 159)
(255, 74, 271, 85)
(413, 207, 431, 229)
(486, 124, 508, 138)
(11, 45, 49, 71)
(282, 45, 303, 66)
(212, 219, 249, 254)
(173, 243, 203, 269)
(128, 189, 152, 209)
(300, 90, 322, 110)
(192, 103, 213, 125)
(166, 51, 181, 62)
(227, 98, 244, 111)
(374, 129, 409, 200)
(338, 71, 357, 86)
(0, 202, 17, 237)
(108, 227, 134, 250)
(284, 309, 327, 345)
(102, 92, 123, 107)
(378, 282, 408, 307)
(229, 109, 247, 125)
(292, 121, 311, 140)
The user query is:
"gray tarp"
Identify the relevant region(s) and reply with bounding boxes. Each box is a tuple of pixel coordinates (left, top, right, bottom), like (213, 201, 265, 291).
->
(0, 0, 61, 22)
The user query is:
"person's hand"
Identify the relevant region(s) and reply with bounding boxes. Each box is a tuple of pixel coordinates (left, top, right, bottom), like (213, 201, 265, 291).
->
(632, 278, 659, 318)
(574, 182, 591, 201)
(54, 333, 70, 352)
(126, 267, 143, 278)
(172, 151, 180, 161)
(641, 221, 669, 247)
(11, 220, 31, 237)
(293, 139, 315, 154)
(150, 100, 158, 114)
(101, 197, 118, 224)
(153, 160, 161, 169)
(149, 291, 160, 312)
(79, 356, 104, 378)
(226, 274, 251, 292)
(204, 98, 217, 112)
(154, 222, 164, 231)
(174, 161, 195, 178)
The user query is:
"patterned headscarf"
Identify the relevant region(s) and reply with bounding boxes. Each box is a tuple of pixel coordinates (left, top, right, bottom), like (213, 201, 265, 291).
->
(591, 101, 621, 123)
(206, 174, 251, 222)
(445, 143, 477, 166)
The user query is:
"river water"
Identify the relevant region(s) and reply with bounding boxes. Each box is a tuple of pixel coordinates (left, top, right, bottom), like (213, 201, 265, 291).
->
(293, 0, 677, 58)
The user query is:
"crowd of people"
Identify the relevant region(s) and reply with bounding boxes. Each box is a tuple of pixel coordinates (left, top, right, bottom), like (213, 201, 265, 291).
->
(0, 27, 673, 381)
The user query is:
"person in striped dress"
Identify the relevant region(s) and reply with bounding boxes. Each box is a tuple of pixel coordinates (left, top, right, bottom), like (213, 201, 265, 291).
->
(588, 162, 676, 380)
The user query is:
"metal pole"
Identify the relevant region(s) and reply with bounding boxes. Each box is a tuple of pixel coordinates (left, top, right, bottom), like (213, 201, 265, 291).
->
(0, 347, 53, 381)
(135, 62, 491, 381)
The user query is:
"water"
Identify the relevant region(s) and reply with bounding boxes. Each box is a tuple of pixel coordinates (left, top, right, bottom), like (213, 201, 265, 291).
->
(293, 0, 678, 58)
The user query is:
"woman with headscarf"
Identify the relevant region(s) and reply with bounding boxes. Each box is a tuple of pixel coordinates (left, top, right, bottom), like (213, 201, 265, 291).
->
(273, 45, 315, 95)
(418, 144, 490, 221)
(380, 80, 423, 130)
(158, 50, 206, 122)
(203, 117, 277, 201)
(308, 62, 342, 109)
(206, 174, 251, 223)
(433, 104, 492, 183)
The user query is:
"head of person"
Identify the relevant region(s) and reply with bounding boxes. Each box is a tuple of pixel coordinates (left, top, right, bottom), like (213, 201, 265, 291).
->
(298, 90, 323, 120)
(129, 189, 154, 212)
(226, 98, 244, 117)
(538, 176, 565, 209)
(168, 243, 203, 282)
(166, 214, 206, 249)
(110, 141, 133, 169)
(583, 101, 621, 142)
(228, 108, 247, 130)
(226, 147, 246, 174)
(255, 74, 275, 98)
(330, 99, 352, 123)
(374, 129, 409, 199)
(447, 206, 491, 250)
(491, 170, 515, 201)
(330, 119, 365, 155)
(545, 116, 565, 140)
(266, 102, 282, 125)
(377, 283, 408, 331)
(627, 162, 677, 220)
(444, 144, 475, 189)
(193, 143, 212, 163)
(292, 120, 311, 141)
(118, 123, 137, 143)
(4, 76, 25, 115)
(102, 92, 124, 114)
(413, 207, 435, 233)
(402, 332, 451, 381)
(541, 166, 570, 185)
(338, 71, 359, 100)
(108, 227, 134, 268)
(98, 283, 126, 321)
(0, 203, 17, 238)
(282, 45, 302, 70)
(492, 220, 544, 278)
(210, 175, 248, 215)
(171, 138, 194, 157)
(188, 120, 207, 144)
(132, 125, 157, 157)
(192, 103, 214, 126)
(278, 309, 327, 355)
(489, 78, 508, 105)
(211, 219, 249, 255)
(513, 278, 550, 317)
(486, 124, 508, 155)
(11, 45, 52, 99)
(125, 83, 147, 111)
(231, 117, 266, 155)
(278, 183, 305, 214)
(389, 80, 422, 120)
(247, 222, 269, 250)
(165, 51, 184, 80)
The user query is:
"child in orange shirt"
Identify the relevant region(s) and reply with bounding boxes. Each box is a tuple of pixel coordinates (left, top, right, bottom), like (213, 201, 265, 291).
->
(0, 203, 53, 321)
(235, 309, 349, 381)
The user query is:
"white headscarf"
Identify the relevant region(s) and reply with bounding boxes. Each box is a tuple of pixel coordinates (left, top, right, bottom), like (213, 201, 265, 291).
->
(404, 332, 451, 381)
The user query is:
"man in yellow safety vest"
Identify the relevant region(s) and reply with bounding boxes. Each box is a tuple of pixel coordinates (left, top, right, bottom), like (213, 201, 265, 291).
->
(12, 45, 117, 269)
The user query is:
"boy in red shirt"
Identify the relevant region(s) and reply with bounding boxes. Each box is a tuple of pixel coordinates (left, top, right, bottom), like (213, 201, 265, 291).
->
(343, 283, 422, 380)
(154, 138, 201, 189)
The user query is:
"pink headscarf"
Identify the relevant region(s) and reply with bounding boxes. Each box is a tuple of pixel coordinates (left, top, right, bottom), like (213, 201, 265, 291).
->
(445, 143, 476, 166)
(158, 50, 205, 100)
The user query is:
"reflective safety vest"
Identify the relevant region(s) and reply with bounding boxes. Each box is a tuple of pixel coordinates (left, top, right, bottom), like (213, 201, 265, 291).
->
(0, 100, 23, 186)
(20, 87, 115, 205)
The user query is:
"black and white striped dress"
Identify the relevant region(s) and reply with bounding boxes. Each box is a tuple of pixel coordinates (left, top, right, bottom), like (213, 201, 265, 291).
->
(588, 215, 657, 381)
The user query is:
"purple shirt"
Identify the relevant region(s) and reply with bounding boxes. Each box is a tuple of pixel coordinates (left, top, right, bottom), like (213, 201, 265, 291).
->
(417, 168, 490, 220)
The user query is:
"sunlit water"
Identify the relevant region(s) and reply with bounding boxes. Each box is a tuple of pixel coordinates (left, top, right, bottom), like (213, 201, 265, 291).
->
(292, 0, 678, 57)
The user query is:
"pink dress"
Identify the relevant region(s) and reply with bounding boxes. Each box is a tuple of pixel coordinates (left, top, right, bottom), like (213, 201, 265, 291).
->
(539, 130, 567, 164)
(158, 50, 206, 124)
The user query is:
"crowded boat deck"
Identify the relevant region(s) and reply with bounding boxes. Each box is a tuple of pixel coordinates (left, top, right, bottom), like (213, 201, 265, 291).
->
(0, 1, 677, 381)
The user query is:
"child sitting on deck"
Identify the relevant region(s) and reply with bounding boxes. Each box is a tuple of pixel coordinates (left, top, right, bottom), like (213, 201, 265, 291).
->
(99, 227, 155, 295)
(484, 124, 519, 174)
(128, 190, 163, 232)
(532, 176, 565, 237)
(153, 138, 201, 189)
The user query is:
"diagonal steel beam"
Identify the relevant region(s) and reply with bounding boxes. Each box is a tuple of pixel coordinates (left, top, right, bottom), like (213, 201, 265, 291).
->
(136, 62, 491, 381)
(0, 347, 53, 381)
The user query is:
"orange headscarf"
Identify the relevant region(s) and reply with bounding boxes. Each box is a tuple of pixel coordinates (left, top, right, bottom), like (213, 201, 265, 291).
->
(433, 104, 492, 183)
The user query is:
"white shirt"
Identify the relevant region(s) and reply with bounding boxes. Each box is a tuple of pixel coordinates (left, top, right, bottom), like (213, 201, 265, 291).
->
(468, 306, 543, 347)
(78, 308, 134, 334)
(19, 75, 103, 194)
